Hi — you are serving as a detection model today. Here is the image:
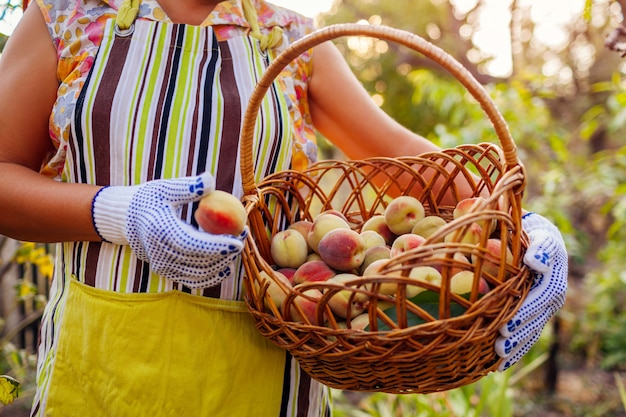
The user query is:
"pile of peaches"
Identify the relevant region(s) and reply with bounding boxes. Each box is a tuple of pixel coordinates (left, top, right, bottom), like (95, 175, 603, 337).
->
(254, 195, 513, 330)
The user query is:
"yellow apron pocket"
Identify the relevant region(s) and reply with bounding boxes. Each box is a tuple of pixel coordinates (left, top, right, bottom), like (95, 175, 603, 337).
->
(45, 280, 286, 417)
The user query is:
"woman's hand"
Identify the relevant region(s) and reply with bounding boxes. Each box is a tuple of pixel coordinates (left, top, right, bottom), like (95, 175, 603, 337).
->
(92, 173, 246, 289)
(495, 212, 568, 370)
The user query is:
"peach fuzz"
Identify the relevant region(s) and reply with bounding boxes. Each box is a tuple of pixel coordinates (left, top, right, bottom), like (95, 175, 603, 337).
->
(194, 190, 247, 236)
(384, 195, 425, 235)
(270, 229, 309, 269)
(317, 228, 366, 272)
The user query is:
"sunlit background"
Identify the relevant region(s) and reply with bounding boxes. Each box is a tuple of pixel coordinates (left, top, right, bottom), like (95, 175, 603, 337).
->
(0, 0, 590, 77)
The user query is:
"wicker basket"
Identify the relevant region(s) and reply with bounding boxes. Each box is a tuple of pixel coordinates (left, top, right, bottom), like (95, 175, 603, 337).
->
(239, 23, 530, 394)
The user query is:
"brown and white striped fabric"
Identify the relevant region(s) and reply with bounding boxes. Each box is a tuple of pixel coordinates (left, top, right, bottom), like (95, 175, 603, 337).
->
(33, 18, 330, 417)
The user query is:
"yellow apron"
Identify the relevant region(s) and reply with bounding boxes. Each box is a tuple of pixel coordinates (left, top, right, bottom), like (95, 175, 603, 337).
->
(45, 279, 286, 416)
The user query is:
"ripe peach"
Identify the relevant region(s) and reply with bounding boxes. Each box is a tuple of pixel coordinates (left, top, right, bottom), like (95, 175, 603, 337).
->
(390, 233, 426, 257)
(472, 238, 514, 278)
(362, 258, 404, 296)
(319, 209, 349, 222)
(254, 270, 293, 312)
(408, 266, 442, 292)
(453, 197, 487, 220)
(361, 215, 396, 245)
(453, 197, 496, 234)
(293, 260, 336, 284)
(450, 270, 490, 295)
(307, 213, 350, 253)
(444, 222, 483, 246)
(288, 220, 314, 246)
(276, 268, 297, 285)
(349, 313, 371, 331)
(325, 273, 369, 319)
(360, 230, 387, 250)
(270, 229, 309, 269)
(317, 228, 366, 272)
(411, 215, 448, 241)
(195, 190, 246, 236)
(360, 245, 392, 274)
(284, 287, 324, 325)
(384, 196, 425, 235)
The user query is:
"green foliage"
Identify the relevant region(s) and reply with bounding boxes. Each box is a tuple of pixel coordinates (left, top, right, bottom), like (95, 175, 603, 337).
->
(331, 371, 515, 417)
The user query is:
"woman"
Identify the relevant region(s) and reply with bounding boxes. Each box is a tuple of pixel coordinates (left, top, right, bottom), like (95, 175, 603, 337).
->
(0, 0, 567, 415)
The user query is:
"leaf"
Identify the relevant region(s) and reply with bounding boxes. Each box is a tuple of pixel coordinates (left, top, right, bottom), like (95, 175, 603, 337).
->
(0, 375, 20, 405)
(373, 291, 468, 331)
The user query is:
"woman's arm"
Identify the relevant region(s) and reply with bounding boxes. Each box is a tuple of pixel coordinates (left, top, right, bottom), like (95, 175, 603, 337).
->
(308, 41, 441, 160)
(0, 5, 101, 242)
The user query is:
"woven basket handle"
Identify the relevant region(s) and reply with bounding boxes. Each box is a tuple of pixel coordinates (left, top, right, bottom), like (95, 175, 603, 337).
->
(240, 23, 518, 196)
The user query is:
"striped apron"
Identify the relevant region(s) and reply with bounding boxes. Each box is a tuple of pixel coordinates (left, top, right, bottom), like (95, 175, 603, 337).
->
(32, 16, 330, 417)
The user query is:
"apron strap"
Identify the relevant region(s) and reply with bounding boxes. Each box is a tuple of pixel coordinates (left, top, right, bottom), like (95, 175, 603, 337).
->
(115, 0, 284, 50)
(242, 0, 284, 50)
(117, 0, 140, 31)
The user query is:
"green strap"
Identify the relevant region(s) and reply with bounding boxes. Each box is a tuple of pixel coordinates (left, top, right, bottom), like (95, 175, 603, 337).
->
(117, 0, 140, 30)
(116, 0, 283, 50)
(242, 0, 284, 50)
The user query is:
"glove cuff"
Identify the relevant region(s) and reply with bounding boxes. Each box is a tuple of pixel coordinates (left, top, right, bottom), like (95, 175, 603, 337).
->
(92, 186, 137, 245)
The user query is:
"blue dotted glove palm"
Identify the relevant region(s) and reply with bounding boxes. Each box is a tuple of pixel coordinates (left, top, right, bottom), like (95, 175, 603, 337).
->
(495, 212, 568, 371)
(91, 173, 246, 289)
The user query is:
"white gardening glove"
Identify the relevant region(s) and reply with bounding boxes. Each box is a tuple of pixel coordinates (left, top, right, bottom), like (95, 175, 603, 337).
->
(91, 172, 246, 289)
(495, 212, 568, 371)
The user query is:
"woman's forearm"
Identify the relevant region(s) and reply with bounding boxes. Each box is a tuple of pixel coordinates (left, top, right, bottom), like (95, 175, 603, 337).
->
(0, 163, 102, 243)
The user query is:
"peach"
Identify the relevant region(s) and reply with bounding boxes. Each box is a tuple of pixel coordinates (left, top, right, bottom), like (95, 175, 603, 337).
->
(319, 209, 349, 222)
(288, 220, 314, 246)
(453, 197, 496, 234)
(362, 258, 404, 296)
(325, 273, 369, 319)
(450, 270, 490, 295)
(270, 229, 309, 269)
(293, 260, 336, 284)
(307, 213, 350, 253)
(360, 230, 387, 250)
(349, 313, 371, 331)
(317, 228, 366, 272)
(444, 222, 483, 246)
(360, 245, 391, 274)
(472, 238, 514, 278)
(408, 266, 442, 293)
(411, 215, 448, 241)
(306, 252, 322, 262)
(284, 287, 324, 325)
(390, 233, 426, 257)
(453, 197, 487, 220)
(384, 196, 425, 235)
(361, 215, 396, 245)
(195, 190, 246, 236)
(254, 270, 293, 312)
(277, 268, 297, 285)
